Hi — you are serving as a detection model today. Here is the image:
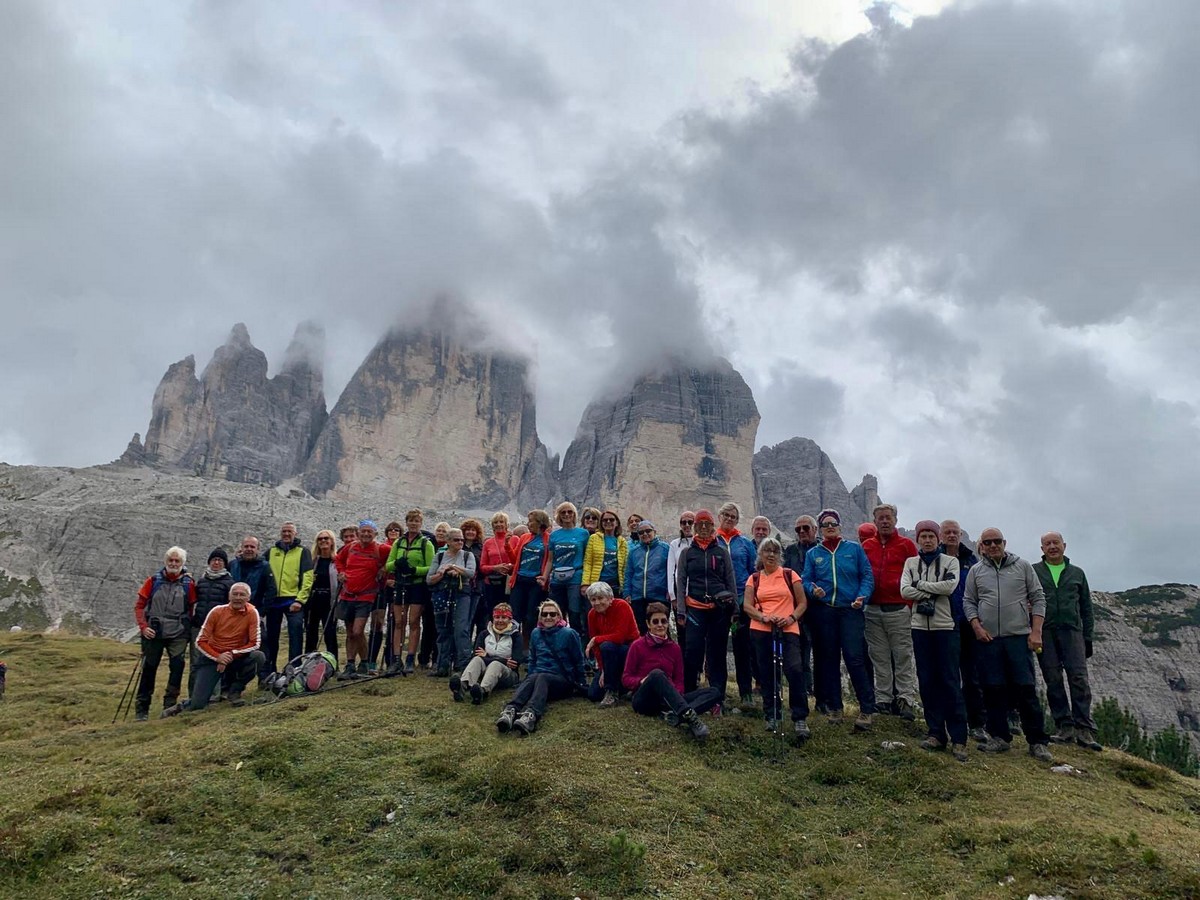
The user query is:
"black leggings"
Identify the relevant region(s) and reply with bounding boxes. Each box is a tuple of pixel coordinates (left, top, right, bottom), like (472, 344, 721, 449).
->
(630, 669, 723, 718)
(304, 590, 338, 657)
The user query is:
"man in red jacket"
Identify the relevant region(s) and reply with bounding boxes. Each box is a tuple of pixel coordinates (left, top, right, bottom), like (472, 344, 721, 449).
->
(584, 582, 640, 708)
(133, 546, 197, 721)
(862, 504, 919, 720)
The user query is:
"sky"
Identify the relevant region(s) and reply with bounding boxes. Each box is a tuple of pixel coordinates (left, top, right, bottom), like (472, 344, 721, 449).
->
(2, 0, 1197, 590)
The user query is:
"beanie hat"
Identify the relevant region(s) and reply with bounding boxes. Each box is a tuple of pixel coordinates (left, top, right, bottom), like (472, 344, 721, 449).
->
(914, 520, 941, 540)
(694, 509, 715, 524)
(818, 509, 841, 526)
(208, 548, 229, 566)
(857, 523, 877, 542)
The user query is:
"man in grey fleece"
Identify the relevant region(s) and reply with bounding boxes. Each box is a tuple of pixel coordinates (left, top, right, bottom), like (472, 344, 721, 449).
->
(963, 527, 1053, 762)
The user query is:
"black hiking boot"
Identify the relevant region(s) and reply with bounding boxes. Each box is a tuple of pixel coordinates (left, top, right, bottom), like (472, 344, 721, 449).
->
(469, 684, 483, 705)
(449, 675, 463, 702)
(680, 708, 709, 741)
(228, 690, 245, 708)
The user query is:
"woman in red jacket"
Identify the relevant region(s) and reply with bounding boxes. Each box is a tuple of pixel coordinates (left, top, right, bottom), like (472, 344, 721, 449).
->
(583, 582, 640, 707)
(478, 512, 518, 631)
(622, 602, 721, 740)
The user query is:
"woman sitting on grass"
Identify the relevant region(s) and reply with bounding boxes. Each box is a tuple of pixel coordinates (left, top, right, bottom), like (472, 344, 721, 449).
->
(622, 602, 720, 740)
(452, 603, 523, 704)
(495, 600, 584, 736)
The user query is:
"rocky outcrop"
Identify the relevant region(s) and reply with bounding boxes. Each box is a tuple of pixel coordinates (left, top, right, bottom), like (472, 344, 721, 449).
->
(302, 328, 555, 509)
(559, 360, 760, 526)
(138, 323, 327, 486)
(851, 475, 880, 519)
(752, 438, 872, 528)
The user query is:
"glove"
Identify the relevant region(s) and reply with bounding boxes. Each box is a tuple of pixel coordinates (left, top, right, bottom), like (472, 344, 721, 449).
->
(394, 556, 412, 577)
(1085, 640, 1093, 659)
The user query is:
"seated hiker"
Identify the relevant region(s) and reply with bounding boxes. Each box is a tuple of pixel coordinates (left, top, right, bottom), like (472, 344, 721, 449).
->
(162, 582, 265, 716)
(453, 602, 523, 704)
(133, 546, 196, 721)
(744, 538, 810, 741)
(622, 602, 719, 741)
(495, 600, 584, 736)
(584, 582, 639, 706)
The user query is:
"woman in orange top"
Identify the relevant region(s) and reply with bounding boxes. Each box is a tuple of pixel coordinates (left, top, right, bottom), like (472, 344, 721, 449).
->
(744, 537, 809, 741)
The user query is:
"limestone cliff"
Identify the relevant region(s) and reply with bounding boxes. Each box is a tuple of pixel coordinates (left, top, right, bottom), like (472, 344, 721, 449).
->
(137, 323, 327, 486)
(559, 361, 760, 526)
(753, 438, 872, 528)
(302, 329, 555, 509)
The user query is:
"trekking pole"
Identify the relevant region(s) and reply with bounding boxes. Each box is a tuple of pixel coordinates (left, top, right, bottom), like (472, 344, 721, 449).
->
(113, 652, 143, 724)
(772, 625, 784, 759)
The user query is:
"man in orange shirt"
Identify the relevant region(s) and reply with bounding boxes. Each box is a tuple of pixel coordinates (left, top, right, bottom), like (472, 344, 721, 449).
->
(162, 582, 264, 716)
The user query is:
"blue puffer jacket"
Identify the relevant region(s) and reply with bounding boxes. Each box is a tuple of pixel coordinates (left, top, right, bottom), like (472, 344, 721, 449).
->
(527, 624, 585, 686)
(624, 538, 671, 601)
(942, 543, 978, 623)
(802, 540, 875, 608)
(719, 533, 758, 598)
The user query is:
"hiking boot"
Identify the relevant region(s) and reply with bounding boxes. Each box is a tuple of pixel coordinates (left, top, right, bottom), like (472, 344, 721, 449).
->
(794, 720, 811, 741)
(228, 690, 245, 708)
(968, 726, 988, 743)
(764, 718, 779, 734)
(135, 710, 149, 722)
(826, 710, 843, 725)
(978, 736, 1012, 753)
(430, 667, 449, 678)
(356, 661, 371, 677)
(1008, 712, 1023, 735)
(951, 743, 969, 763)
(853, 713, 873, 732)
(598, 690, 618, 709)
(337, 664, 356, 681)
(160, 702, 184, 719)
(740, 692, 758, 710)
(1049, 724, 1076, 744)
(513, 710, 538, 736)
(469, 683, 483, 705)
(367, 662, 377, 674)
(216, 690, 229, 703)
(495, 706, 517, 733)
(919, 736, 946, 752)
(449, 675, 463, 702)
(681, 708, 709, 741)
(877, 700, 895, 716)
(896, 698, 916, 722)
(662, 711, 681, 727)
(1075, 729, 1103, 752)
(385, 658, 405, 677)
(1029, 742, 1054, 763)
(404, 654, 416, 675)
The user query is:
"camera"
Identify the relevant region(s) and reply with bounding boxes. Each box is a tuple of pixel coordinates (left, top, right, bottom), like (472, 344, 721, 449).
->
(915, 597, 936, 617)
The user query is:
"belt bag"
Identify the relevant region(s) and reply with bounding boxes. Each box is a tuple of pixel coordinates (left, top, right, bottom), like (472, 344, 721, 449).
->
(550, 566, 576, 585)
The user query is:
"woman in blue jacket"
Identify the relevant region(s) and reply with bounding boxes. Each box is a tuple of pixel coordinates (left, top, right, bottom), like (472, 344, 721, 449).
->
(495, 600, 585, 736)
(624, 521, 671, 633)
(801, 509, 877, 730)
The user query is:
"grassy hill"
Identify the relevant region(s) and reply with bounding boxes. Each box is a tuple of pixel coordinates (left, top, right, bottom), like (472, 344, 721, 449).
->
(1, 633, 1198, 899)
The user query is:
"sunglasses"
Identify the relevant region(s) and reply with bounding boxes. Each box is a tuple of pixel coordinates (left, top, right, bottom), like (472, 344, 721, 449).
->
(679, 519, 694, 525)
(980, 538, 1005, 546)
(584, 515, 599, 521)
(601, 518, 616, 523)
(820, 522, 838, 528)
(796, 525, 813, 531)
(649, 618, 669, 626)
(638, 529, 654, 535)
(450, 538, 464, 542)
(539, 612, 559, 619)
(318, 536, 333, 541)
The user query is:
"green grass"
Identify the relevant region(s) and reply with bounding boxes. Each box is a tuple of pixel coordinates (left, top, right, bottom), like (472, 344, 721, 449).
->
(1, 633, 1199, 898)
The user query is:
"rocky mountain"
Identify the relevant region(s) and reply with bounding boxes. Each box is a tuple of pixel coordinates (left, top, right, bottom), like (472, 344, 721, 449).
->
(752, 437, 876, 528)
(127, 323, 327, 486)
(302, 328, 556, 509)
(559, 360, 760, 526)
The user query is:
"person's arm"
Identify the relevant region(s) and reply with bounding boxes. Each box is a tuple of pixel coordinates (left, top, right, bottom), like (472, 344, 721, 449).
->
(1079, 569, 1094, 644)
(621, 641, 645, 693)
(462, 551, 477, 579)
(899, 559, 923, 602)
(582, 533, 601, 586)
(427, 552, 445, 585)
(259, 565, 277, 608)
(801, 550, 818, 599)
(666, 541, 680, 602)
(856, 544, 874, 606)
(385, 541, 402, 575)
(789, 572, 807, 623)
(295, 550, 314, 606)
(719, 546, 737, 595)
(134, 578, 154, 634)
(195, 606, 221, 660)
(919, 556, 959, 595)
(231, 606, 262, 656)
(743, 578, 761, 621)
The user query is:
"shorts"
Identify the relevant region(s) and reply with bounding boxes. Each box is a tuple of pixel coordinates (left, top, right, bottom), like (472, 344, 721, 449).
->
(338, 599, 373, 621)
(397, 582, 429, 608)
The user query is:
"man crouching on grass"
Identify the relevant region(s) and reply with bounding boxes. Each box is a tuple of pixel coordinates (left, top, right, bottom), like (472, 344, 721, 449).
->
(162, 583, 265, 717)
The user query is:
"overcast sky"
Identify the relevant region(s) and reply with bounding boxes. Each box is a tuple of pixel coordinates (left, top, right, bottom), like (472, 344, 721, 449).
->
(3, 0, 1197, 589)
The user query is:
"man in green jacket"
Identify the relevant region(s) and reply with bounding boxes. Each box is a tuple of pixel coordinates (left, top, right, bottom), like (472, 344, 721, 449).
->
(265, 522, 313, 675)
(1033, 532, 1101, 751)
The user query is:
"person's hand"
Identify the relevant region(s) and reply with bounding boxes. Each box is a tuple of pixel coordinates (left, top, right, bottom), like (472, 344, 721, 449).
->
(506, 659, 518, 670)
(386, 577, 395, 587)
(1085, 640, 1093, 659)
(217, 651, 234, 666)
(216, 662, 227, 673)
(474, 648, 486, 658)
(289, 602, 301, 613)
(140, 626, 156, 639)
(580, 584, 588, 597)
(812, 586, 826, 599)
(585, 638, 596, 656)
(675, 611, 685, 626)
(1028, 629, 1043, 654)
(597, 672, 605, 689)
(337, 572, 346, 583)
(973, 621, 992, 643)
(851, 598, 864, 610)
(535, 575, 547, 588)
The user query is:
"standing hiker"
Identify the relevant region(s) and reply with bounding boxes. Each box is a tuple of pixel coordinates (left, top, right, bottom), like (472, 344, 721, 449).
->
(545, 502, 591, 643)
(624, 520, 670, 635)
(265, 522, 312, 676)
(677, 509, 738, 702)
(784, 515, 819, 708)
(862, 504, 919, 720)
(299, 530, 340, 659)
(716, 503, 759, 712)
(426, 528, 477, 677)
(941, 519, 986, 742)
(133, 547, 196, 721)
(334, 520, 390, 679)
(386, 510, 436, 676)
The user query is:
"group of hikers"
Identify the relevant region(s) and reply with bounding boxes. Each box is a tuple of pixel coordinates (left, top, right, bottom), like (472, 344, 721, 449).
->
(133, 501, 1100, 764)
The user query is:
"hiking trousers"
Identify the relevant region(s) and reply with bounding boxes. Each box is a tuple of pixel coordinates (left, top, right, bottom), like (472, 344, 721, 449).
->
(958, 619, 986, 730)
(912, 628, 967, 745)
(751, 629, 808, 722)
(732, 605, 761, 699)
(187, 650, 266, 712)
(507, 672, 575, 719)
(683, 604, 734, 697)
(461, 656, 518, 694)
(1037, 626, 1095, 732)
(807, 602, 876, 714)
(263, 605, 304, 675)
(865, 604, 918, 707)
(977, 634, 1049, 745)
(588, 641, 632, 700)
(136, 634, 188, 714)
(303, 589, 337, 657)
(631, 669, 723, 718)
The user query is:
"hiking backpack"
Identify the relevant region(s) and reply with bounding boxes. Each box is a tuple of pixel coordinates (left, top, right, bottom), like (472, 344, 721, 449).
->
(270, 651, 338, 696)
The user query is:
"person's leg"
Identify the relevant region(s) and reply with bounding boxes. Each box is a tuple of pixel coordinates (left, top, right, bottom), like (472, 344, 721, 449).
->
(752, 630, 779, 721)
(864, 605, 893, 710)
(367, 607, 386, 668)
(285, 608, 305, 664)
(806, 602, 832, 710)
(1057, 629, 1096, 733)
(434, 599, 454, 675)
(631, 599, 649, 636)
(939, 629, 968, 746)
(346, 611, 368, 665)
(732, 608, 755, 700)
(304, 596, 325, 654)
(164, 637, 188, 708)
(136, 637, 164, 715)
(1036, 627, 1071, 732)
(631, 669, 684, 716)
(683, 686, 725, 715)
(798, 620, 814, 698)
(481, 660, 512, 694)
(598, 642, 631, 694)
(187, 658, 221, 712)
(782, 632, 807, 721)
(958, 619, 986, 731)
(227, 650, 265, 694)
(889, 607, 918, 707)
(705, 607, 732, 698)
(419, 600, 437, 667)
(262, 606, 284, 674)
(1005, 636, 1049, 745)
(405, 603, 423, 659)
(913, 630, 942, 739)
(839, 608, 876, 714)
(187, 637, 203, 699)
(453, 592, 477, 671)
(683, 607, 708, 693)
(975, 639, 1011, 741)
(461, 655, 486, 688)
(507, 675, 538, 711)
